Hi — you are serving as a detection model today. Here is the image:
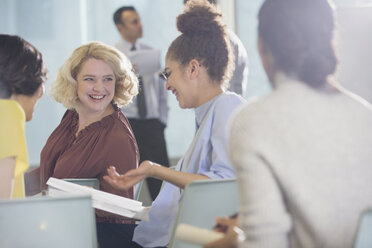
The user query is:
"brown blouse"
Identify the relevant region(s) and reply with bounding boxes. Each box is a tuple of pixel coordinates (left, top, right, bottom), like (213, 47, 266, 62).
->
(40, 105, 139, 223)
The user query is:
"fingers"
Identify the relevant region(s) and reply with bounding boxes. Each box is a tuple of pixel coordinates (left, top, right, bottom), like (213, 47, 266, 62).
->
(217, 216, 238, 226)
(103, 166, 123, 188)
(103, 166, 139, 190)
(214, 217, 236, 233)
(103, 174, 115, 187)
(107, 166, 120, 178)
(216, 217, 234, 226)
(104, 166, 145, 190)
(204, 225, 239, 248)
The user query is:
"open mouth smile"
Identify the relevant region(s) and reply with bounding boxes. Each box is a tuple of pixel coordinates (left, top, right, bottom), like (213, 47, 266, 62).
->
(89, 95, 105, 100)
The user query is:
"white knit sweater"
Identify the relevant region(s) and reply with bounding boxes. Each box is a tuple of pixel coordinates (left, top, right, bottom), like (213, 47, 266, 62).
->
(229, 74, 372, 248)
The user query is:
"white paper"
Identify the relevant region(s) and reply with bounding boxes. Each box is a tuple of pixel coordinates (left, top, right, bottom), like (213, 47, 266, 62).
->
(175, 223, 224, 245)
(46, 177, 149, 220)
(129, 49, 161, 76)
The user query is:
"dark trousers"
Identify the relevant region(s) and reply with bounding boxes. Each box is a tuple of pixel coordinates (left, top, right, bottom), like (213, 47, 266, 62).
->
(128, 118, 170, 200)
(97, 223, 141, 248)
(96, 222, 167, 248)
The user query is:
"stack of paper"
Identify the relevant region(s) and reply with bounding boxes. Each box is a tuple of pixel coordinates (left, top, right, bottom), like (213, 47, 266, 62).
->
(47, 177, 149, 221)
(129, 49, 161, 75)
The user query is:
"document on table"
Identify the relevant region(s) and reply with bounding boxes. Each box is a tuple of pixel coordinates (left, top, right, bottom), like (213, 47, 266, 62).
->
(47, 177, 149, 221)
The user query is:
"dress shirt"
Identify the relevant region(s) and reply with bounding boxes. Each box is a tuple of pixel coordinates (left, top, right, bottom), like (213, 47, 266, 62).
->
(115, 39, 168, 124)
(133, 91, 246, 247)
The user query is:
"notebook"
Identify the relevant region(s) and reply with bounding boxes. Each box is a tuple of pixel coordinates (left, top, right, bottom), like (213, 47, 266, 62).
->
(47, 177, 149, 221)
(0, 195, 98, 248)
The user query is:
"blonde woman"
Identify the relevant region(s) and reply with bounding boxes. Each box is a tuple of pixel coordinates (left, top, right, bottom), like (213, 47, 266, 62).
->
(39, 41, 139, 245)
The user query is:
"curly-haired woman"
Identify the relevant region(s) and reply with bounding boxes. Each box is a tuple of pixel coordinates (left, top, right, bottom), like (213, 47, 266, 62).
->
(103, 0, 246, 247)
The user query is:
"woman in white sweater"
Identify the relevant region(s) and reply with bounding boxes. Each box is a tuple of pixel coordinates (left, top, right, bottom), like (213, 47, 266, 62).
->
(206, 0, 372, 247)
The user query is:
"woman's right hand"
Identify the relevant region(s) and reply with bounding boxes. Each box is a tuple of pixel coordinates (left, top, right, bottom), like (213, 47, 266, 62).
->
(204, 216, 240, 248)
(103, 160, 154, 190)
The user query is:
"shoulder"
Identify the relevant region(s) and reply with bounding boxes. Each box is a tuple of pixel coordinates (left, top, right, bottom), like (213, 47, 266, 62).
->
(106, 110, 135, 140)
(227, 29, 247, 54)
(61, 109, 75, 120)
(230, 91, 283, 141)
(227, 29, 240, 45)
(232, 91, 278, 124)
(58, 109, 77, 127)
(0, 100, 25, 143)
(214, 92, 246, 112)
(101, 110, 138, 158)
(230, 83, 311, 146)
(0, 100, 25, 123)
(44, 109, 76, 143)
(209, 92, 246, 130)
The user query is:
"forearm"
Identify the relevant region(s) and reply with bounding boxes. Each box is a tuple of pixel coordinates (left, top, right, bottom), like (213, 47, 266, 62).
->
(0, 156, 16, 199)
(149, 162, 209, 189)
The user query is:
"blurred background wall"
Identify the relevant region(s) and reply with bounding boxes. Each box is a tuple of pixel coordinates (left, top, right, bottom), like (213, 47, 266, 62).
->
(0, 0, 371, 166)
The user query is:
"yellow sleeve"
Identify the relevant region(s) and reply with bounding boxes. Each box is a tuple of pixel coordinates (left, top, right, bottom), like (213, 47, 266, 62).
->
(0, 100, 28, 176)
(0, 102, 22, 158)
(0, 100, 29, 198)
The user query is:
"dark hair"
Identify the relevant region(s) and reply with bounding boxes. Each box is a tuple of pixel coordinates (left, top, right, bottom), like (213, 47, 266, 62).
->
(258, 0, 337, 87)
(168, 0, 233, 87)
(113, 6, 136, 25)
(184, 0, 217, 5)
(0, 34, 47, 98)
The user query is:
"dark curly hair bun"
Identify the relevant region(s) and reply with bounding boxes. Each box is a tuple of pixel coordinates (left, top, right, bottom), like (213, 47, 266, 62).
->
(177, 0, 224, 37)
(167, 0, 233, 87)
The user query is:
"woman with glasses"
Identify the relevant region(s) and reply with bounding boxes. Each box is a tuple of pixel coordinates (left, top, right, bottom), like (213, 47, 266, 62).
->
(103, 0, 245, 247)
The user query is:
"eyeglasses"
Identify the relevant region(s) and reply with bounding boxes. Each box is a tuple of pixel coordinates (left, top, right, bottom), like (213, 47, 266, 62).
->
(160, 69, 172, 81)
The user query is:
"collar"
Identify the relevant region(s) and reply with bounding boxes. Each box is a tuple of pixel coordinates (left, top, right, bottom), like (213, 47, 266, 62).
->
(194, 93, 222, 130)
(119, 39, 138, 52)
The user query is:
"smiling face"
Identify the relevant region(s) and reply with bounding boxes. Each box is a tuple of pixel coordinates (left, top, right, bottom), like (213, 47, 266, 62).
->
(76, 58, 115, 117)
(164, 58, 199, 109)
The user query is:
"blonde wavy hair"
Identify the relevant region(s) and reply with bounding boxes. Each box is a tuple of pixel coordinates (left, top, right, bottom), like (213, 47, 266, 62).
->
(50, 41, 138, 109)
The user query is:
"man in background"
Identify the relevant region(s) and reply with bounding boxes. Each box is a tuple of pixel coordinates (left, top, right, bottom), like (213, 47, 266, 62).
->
(113, 6, 169, 201)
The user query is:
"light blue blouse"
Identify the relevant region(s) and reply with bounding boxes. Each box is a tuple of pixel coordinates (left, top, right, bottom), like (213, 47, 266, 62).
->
(133, 91, 246, 247)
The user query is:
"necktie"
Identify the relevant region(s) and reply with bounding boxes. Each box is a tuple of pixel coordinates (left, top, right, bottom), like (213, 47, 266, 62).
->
(131, 45, 147, 119)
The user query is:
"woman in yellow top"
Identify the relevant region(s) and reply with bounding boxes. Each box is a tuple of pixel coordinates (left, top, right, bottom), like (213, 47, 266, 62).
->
(0, 34, 47, 198)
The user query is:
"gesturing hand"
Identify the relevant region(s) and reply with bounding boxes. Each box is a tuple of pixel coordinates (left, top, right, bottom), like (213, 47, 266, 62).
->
(103, 161, 155, 190)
